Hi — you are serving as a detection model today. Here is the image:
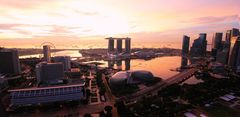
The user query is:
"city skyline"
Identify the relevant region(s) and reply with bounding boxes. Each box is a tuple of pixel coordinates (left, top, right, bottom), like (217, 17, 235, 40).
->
(1, 1, 240, 117)
(0, 0, 240, 49)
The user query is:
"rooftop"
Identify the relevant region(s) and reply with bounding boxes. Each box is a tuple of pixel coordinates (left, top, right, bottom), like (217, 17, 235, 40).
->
(8, 83, 85, 92)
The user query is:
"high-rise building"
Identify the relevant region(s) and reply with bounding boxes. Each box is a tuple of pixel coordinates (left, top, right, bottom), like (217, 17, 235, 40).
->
(212, 33, 223, 50)
(223, 28, 240, 64)
(211, 48, 218, 58)
(0, 49, 21, 75)
(190, 33, 207, 57)
(181, 56, 188, 68)
(105, 37, 131, 55)
(52, 56, 71, 71)
(199, 33, 207, 55)
(36, 62, 64, 84)
(117, 39, 123, 53)
(125, 38, 131, 54)
(216, 48, 229, 64)
(225, 28, 239, 46)
(43, 45, 51, 62)
(182, 35, 190, 56)
(231, 28, 240, 37)
(225, 30, 232, 45)
(228, 36, 240, 69)
(108, 38, 115, 53)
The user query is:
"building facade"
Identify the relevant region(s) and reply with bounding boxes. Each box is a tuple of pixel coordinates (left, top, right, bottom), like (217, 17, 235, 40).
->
(117, 39, 123, 53)
(212, 33, 223, 50)
(36, 62, 64, 84)
(52, 56, 71, 71)
(216, 48, 229, 64)
(182, 35, 190, 56)
(190, 33, 207, 57)
(0, 49, 21, 75)
(105, 37, 131, 55)
(228, 36, 240, 69)
(9, 84, 85, 106)
(43, 45, 51, 62)
(125, 38, 131, 54)
(108, 38, 115, 53)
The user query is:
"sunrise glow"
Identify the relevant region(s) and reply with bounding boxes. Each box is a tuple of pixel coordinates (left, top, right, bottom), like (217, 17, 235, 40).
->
(0, 0, 239, 48)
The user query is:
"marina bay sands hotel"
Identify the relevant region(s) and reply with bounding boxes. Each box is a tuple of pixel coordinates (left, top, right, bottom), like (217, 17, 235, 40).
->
(105, 37, 131, 54)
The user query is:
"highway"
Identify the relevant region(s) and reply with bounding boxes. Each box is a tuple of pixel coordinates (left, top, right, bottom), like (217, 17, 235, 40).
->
(166, 68, 197, 85)
(121, 68, 197, 102)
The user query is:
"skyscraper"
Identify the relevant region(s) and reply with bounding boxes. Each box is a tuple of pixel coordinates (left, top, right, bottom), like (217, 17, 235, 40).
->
(225, 28, 239, 46)
(108, 38, 115, 53)
(199, 33, 207, 55)
(190, 33, 207, 57)
(228, 36, 240, 69)
(0, 49, 21, 75)
(181, 35, 190, 56)
(216, 48, 229, 64)
(125, 38, 131, 54)
(223, 28, 240, 65)
(225, 30, 232, 45)
(105, 37, 131, 55)
(117, 39, 123, 53)
(43, 45, 51, 62)
(211, 48, 218, 58)
(231, 28, 240, 37)
(36, 62, 64, 84)
(212, 33, 223, 50)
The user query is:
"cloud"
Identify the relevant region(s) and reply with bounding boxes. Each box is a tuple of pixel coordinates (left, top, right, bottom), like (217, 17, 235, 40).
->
(51, 25, 71, 34)
(182, 15, 239, 24)
(82, 29, 93, 32)
(0, 0, 57, 9)
(73, 10, 99, 16)
(0, 24, 22, 29)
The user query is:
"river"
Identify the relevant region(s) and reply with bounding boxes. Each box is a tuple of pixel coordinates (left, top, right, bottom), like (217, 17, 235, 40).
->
(20, 50, 201, 84)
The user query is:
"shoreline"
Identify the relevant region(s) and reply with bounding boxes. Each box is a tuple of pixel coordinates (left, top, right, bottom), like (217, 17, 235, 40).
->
(9, 47, 181, 56)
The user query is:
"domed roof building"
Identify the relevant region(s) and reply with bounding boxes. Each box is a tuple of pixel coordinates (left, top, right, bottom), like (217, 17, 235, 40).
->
(109, 70, 155, 87)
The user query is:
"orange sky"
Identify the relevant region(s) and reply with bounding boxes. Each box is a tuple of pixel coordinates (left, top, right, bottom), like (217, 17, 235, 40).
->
(0, 0, 239, 48)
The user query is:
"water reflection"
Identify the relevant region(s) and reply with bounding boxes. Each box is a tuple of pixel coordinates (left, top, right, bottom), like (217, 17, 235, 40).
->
(180, 56, 205, 85)
(107, 59, 131, 71)
(53, 50, 82, 58)
(105, 56, 181, 79)
(125, 59, 131, 70)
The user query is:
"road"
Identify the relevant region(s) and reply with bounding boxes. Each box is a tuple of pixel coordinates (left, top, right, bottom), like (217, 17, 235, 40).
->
(121, 68, 197, 102)
(101, 74, 118, 117)
(166, 68, 197, 85)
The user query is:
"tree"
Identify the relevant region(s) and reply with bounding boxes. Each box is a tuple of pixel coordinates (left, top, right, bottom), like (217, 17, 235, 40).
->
(104, 106, 113, 117)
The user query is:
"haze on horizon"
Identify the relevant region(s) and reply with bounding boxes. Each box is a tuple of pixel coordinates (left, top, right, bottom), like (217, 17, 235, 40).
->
(0, 0, 239, 49)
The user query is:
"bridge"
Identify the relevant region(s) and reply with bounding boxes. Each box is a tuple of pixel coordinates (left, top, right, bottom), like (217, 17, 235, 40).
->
(120, 68, 198, 102)
(165, 68, 197, 85)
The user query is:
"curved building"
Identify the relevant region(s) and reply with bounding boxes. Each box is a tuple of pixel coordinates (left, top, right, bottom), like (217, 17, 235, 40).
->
(109, 70, 155, 87)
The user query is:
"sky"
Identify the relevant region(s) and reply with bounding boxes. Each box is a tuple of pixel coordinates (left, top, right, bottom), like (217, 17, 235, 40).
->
(0, 0, 239, 49)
